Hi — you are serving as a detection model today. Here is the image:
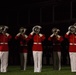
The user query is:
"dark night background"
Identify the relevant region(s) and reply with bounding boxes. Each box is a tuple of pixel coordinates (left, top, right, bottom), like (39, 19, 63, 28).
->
(0, 0, 76, 66)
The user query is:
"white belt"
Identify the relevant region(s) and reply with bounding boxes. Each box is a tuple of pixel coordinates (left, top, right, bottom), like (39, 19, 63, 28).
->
(34, 42, 41, 44)
(70, 43, 76, 45)
(0, 43, 8, 44)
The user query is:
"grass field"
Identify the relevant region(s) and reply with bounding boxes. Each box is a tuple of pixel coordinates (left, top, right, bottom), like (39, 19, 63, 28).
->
(0, 66, 76, 75)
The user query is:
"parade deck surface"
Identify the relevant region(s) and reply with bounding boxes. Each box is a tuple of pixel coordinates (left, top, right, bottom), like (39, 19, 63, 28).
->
(0, 66, 76, 75)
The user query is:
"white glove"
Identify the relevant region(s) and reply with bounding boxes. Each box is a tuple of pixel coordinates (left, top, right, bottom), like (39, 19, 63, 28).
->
(75, 32, 76, 34)
(6, 33, 9, 36)
(68, 26, 71, 31)
(24, 35, 28, 38)
(39, 33, 43, 37)
(50, 33, 54, 37)
(57, 35, 60, 38)
(30, 31, 34, 35)
(16, 33, 21, 36)
(66, 31, 70, 35)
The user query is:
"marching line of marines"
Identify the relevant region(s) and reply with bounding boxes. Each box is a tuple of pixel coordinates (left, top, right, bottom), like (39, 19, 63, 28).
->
(0, 23, 76, 73)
